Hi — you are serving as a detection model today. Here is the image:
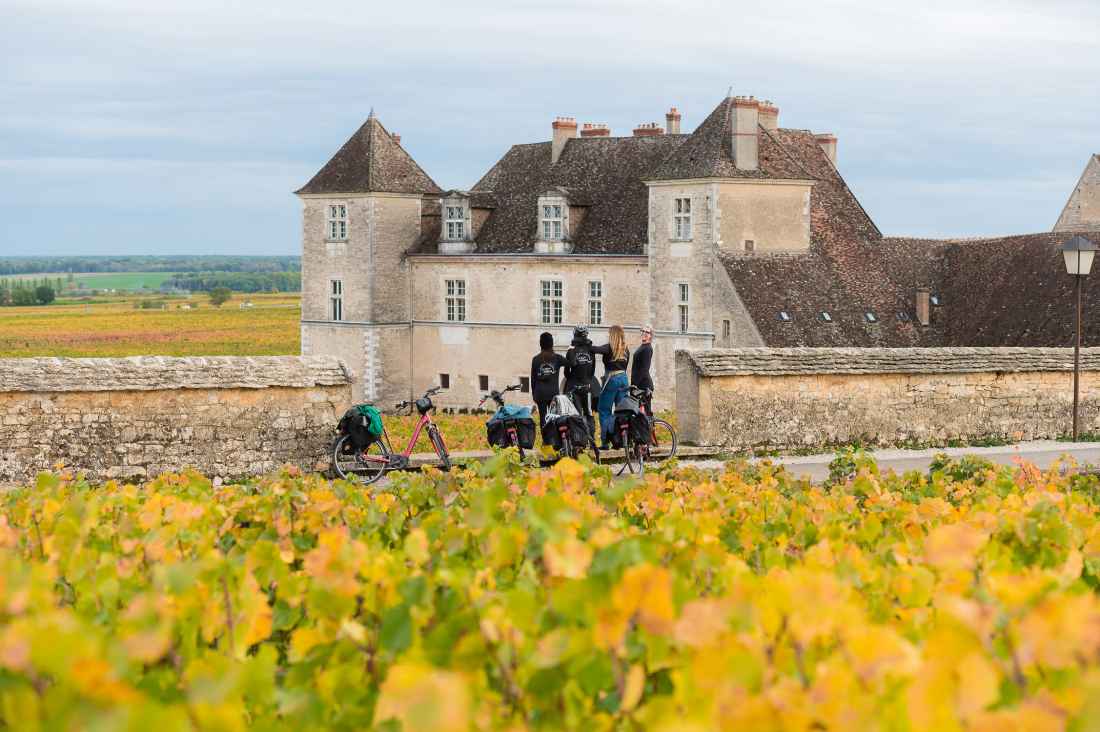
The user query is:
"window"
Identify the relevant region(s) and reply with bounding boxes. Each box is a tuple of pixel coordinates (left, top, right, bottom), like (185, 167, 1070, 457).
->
(897, 311, 910, 322)
(519, 377, 530, 393)
(674, 197, 692, 240)
(723, 319, 731, 339)
(327, 204, 347, 240)
(864, 312, 877, 323)
(445, 279, 466, 322)
(779, 311, 792, 322)
(439, 373, 450, 389)
(478, 375, 489, 391)
(744, 239, 755, 253)
(541, 204, 564, 240)
(444, 204, 465, 240)
(330, 279, 343, 321)
(587, 280, 603, 325)
(930, 295, 941, 306)
(540, 280, 563, 324)
(678, 283, 690, 333)
(820, 311, 833, 323)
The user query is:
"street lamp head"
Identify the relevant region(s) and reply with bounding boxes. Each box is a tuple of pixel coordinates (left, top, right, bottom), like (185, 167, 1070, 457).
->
(1062, 235, 1099, 277)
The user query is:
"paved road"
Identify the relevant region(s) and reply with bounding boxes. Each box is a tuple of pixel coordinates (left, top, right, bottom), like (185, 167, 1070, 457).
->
(686, 441, 1100, 483)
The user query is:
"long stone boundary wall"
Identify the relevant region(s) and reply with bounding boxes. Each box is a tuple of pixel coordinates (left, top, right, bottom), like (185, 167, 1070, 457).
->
(0, 356, 353, 482)
(676, 347, 1100, 449)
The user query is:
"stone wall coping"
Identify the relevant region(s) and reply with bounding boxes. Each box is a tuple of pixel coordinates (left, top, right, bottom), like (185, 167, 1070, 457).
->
(678, 347, 1100, 376)
(0, 355, 352, 393)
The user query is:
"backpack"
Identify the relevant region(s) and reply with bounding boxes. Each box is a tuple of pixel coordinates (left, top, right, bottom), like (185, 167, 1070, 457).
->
(338, 404, 383, 450)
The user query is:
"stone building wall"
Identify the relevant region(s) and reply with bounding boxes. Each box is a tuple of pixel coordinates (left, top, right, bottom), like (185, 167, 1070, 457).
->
(677, 347, 1100, 448)
(0, 356, 352, 483)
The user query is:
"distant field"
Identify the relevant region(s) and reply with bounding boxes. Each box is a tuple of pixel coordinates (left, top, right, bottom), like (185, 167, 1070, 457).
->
(11, 271, 174, 291)
(0, 293, 300, 357)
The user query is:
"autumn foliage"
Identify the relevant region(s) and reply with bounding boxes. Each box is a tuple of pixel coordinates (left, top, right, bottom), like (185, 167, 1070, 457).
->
(3, 453, 1100, 730)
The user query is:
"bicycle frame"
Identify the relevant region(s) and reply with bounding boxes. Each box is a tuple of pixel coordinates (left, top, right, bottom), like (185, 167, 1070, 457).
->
(359, 407, 440, 465)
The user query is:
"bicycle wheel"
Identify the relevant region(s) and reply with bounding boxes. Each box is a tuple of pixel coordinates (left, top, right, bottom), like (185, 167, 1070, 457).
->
(332, 435, 388, 484)
(616, 428, 635, 476)
(428, 426, 451, 471)
(560, 434, 573, 461)
(649, 419, 678, 460)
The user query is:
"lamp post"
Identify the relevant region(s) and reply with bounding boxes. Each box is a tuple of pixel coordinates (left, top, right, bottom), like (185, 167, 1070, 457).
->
(1061, 235, 1099, 441)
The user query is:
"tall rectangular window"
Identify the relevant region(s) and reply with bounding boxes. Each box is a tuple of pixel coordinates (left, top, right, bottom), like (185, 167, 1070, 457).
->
(327, 204, 348, 240)
(673, 197, 691, 240)
(678, 283, 689, 333)
(723, 319, 731, 339)
(445, 279, 466, 322)
(541, 204, 564, 240)
(444, 205, 465, 240)
(330, 279, 343, 321)
(587, 280, 603, 325)
(540, 280, 563, 324)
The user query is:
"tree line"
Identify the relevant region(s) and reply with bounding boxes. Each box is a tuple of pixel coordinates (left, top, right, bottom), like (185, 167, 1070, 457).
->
(0, 255, 300, 276)
(0, 277, 61, 306)
(162, 271, 300, 293)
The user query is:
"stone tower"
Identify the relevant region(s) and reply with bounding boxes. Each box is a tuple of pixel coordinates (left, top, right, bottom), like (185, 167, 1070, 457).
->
(1055, 154, 1100, 232)
(295, 113, 441, 403)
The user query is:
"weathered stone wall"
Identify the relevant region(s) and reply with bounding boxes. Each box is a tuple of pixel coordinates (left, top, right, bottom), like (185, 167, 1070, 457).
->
(677, 347, 1100, 448)
(0, 356, 352, 483)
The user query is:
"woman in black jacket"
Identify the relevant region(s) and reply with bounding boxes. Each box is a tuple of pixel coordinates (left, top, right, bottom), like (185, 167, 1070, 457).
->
(531, 332, 567, 440)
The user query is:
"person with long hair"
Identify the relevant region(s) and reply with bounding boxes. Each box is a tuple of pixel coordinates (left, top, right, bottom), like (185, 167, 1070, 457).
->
(595, 324, 630, 449)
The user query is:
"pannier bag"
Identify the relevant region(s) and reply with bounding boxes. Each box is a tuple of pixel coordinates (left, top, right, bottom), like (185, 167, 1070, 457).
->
(548, 414, 590, 449)
(612, 398, 651, 448)
(486, 405, 537, 449)
(338, 404, 384, 450)
(545, 394, 580, 422)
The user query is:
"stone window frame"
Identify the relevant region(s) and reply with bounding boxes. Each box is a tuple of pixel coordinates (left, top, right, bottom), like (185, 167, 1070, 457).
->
(539, 278, 565, 325)
(587, 279, 603, 326)
(672, 197, 693, 241)
(538, 196, 567, 241)
(326, 202, 348, 241)
(677, 282, 690, 333)
(444, 204, 466, 241)
(444, 278, 467, 322)
(722, 319, 731, 340)
(330, 279, 343, 322)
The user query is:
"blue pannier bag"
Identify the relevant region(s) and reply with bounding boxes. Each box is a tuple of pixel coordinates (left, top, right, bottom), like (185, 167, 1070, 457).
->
(486, 404, 536, 449)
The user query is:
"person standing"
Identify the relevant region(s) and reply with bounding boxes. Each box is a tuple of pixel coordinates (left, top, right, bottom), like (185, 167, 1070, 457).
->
(564, 326, 600, 438)
(531, 332, 567, 441)
(596, 324, 630, 449)
(631, 324, 654, 411)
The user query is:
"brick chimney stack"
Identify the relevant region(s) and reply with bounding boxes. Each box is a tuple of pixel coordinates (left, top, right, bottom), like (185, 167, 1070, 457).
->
(665, 107, 681, 135)
(916, 288, 931, 327)
(815, 133, 838, 166)
(551, 117, 578, 164)
(580, 123, 611, 137)
(633, 122, 664, 137)
(732, 96, 759, 171)
(758, 101, 779, 131)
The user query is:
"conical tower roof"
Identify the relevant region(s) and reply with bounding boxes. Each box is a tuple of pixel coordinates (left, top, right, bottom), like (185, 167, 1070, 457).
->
(296, 115, 441, 195)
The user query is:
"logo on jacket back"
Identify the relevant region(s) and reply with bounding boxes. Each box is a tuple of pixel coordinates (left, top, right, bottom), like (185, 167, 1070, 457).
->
(575, 352, 593, 366)
(536, 362, 557, 381)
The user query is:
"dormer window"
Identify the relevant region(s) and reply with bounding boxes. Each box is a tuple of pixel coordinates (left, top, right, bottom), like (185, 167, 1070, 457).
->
(930, 295, 941, 306)
(327, 204, 347, 240)
(444, 204, 465, 240)
(864, 312, 877, 323)
(820, 311, 833, 323)
(778, 311, 792, 322)
(541, 203, 564, 240)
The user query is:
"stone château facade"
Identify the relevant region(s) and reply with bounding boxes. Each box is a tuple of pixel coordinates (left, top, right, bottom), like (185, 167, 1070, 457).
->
(296, 95, 1100, 409)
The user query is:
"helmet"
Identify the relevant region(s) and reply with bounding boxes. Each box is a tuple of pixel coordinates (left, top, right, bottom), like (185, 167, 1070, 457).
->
(573, 325, 589, 340)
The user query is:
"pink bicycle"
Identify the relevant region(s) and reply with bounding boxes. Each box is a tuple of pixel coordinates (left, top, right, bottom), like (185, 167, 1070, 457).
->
(332, 386, 451, 484)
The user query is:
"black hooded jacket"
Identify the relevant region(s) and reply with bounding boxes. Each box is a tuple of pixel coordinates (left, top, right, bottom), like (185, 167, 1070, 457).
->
(564, 337, 602, 398)
(531, 349, 567, 402)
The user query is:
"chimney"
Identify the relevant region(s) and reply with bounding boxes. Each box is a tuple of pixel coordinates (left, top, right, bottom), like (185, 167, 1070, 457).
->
(758, 100, 779, 131)
(815, 133, 838, 166)
(633, 122, 664, 137)
(580, 122, 611, 137)
(551, 117, 577, 164)
(392, 133, 401, 145)
(916, 288, 931, 327)
(665, 107, 681, 135)
(732, 96, 759, 171)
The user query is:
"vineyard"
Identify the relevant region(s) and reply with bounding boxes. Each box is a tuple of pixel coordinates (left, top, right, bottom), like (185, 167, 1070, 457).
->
(3, 453, 1100, 730)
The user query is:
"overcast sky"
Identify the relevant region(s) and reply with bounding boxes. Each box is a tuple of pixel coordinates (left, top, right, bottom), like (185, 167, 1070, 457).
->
(2, 0, 1098, 256)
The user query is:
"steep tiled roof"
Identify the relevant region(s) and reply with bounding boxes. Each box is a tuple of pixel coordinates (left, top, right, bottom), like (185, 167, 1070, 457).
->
(650, 98, 814, 181)
(468, 135, 687, 254)
(296, 116, 441, 195)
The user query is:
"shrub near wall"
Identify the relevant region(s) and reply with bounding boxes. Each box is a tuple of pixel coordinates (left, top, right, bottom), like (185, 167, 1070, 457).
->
(676, 347, 1100, 449)
(0, 356, 352, 482)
